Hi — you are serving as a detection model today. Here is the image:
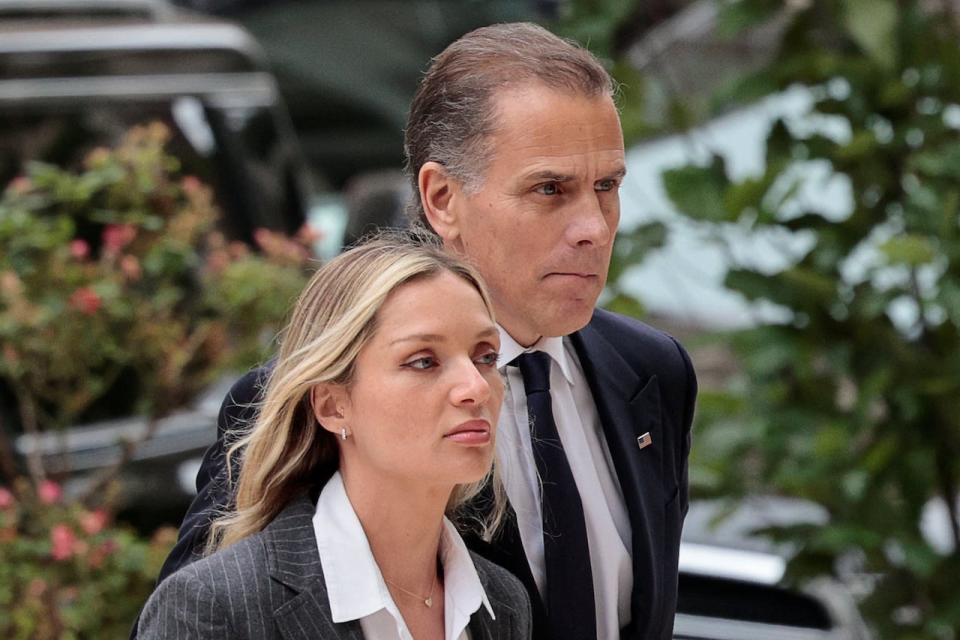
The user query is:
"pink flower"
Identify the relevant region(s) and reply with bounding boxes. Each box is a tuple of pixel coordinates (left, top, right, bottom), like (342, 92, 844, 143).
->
(70, 239, 90, 261)
(205, 249, 230, 274)
(38, 480, 62, 504)
(87, 539, 117, 569)
(0, 487, 14, 509)
(0, 271, 23, 297)
(68, 287, 102, 315)
(102, 224, 137, 257)
(79, 509, 108, 535)
(50, 524, 77, 561)
(181, 175, 202, 195)
(228, 241, 250, 260)
(120, 255, 142, 281)
(6, 176, 31, 195)
(253, 228, 272, 251)
(27, 578, 47, 599)
(84, 147, 110, 168)
(296, 223, 322, 245)
(2, 345, 19, 368)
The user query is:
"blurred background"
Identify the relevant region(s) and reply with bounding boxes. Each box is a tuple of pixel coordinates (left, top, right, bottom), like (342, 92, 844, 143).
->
(1, 0, 959, 638)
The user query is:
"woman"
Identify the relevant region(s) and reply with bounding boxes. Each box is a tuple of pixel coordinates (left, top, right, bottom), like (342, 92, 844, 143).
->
(137, 235, 530, 639)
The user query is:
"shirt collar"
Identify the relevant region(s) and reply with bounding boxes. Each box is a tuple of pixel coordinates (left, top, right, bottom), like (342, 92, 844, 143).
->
(312, 472, 495, 625)
(313, 472, 392, 623)
(440, 518, 496, 625)
(497, 325, 575, 386)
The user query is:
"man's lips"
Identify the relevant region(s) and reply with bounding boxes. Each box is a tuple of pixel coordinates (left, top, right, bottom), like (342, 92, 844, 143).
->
(444, 420, 492, 444)
(544, 272, 599, 280)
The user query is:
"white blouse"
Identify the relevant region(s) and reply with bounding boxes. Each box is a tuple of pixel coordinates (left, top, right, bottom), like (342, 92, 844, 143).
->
(312, 472, 495, 640)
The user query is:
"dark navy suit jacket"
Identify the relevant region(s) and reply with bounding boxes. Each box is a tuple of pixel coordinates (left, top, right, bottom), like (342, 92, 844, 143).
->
(141, 308, 697, 640)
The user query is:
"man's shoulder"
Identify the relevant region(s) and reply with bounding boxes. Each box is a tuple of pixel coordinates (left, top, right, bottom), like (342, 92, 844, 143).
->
(584, 308, 689, 367)
(225, 362, 274, 407)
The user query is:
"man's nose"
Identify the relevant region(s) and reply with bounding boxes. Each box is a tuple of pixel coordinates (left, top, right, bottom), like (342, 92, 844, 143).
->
(569, 191, 615, 247)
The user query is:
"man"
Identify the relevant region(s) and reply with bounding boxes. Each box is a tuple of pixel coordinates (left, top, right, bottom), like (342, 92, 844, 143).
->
(149, 23, 696, 640)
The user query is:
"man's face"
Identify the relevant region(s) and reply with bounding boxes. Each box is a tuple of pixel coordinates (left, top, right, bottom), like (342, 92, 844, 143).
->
(446, 86, 625, 346)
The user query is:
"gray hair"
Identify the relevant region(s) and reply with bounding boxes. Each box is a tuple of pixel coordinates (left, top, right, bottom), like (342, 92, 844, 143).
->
(404, 22, 615, 229)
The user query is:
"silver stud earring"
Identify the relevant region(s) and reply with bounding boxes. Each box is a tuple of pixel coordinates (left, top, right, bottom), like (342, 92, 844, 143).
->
(340, 428, 348, 441)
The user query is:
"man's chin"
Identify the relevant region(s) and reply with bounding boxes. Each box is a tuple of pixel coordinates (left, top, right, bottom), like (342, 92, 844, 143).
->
(539, 303, 596, 338)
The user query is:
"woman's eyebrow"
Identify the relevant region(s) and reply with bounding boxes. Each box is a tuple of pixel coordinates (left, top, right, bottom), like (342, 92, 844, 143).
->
(390, 333, 444, 346)
(389, 326, 498, 346)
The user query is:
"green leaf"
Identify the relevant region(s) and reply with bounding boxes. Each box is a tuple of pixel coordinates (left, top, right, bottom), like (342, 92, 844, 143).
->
(602, 291, 645, 319)
(716, 0, 782, 39)
(843, 0, 898, 69)
(662, 156, 732, 222)
(835, 130, 879, 161)
(879, 235, 937, 266)
(723, 174, 775, 220)
(908, 145, 960, 180)
(726, 266, 835, 308)
(608, 221, 666, 282)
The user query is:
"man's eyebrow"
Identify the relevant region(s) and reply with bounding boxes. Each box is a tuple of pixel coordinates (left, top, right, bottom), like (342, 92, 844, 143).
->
(602, 167, 628, 180)
(522, 167, 627, 183)
(522, 170, 575, 183)
(389, 326, 498, 346)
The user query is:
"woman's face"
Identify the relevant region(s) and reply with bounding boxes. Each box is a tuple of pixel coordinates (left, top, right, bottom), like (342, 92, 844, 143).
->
(333, 271, 503, 491)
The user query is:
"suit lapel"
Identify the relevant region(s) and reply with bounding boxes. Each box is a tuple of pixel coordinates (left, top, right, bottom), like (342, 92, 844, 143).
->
(462, 485, 550, 634)
(265, 494, 365, 640)
(571, 318, 665, 637)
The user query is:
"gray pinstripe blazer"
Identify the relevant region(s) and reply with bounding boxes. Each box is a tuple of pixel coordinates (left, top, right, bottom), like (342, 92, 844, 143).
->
(137, 493, 531, 639)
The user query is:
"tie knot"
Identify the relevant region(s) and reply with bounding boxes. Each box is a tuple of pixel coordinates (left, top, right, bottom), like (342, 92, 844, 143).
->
(512, 351, 552, 394)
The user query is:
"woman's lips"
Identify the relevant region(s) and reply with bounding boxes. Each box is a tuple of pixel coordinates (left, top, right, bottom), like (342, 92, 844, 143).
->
(444, 420, 492, 444)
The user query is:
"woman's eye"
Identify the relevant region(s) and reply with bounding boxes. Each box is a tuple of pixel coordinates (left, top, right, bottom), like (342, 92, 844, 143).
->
(475, 351, 500, 367)
(404, 357, 437, 370)
(535, 182, 561, 196)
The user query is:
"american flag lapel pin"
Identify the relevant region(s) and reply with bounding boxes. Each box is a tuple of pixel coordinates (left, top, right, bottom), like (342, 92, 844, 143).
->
(637, 432, 653, 450)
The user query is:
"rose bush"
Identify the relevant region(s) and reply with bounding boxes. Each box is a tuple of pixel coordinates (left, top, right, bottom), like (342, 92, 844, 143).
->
(0, 122, 316, 637)
(0, 480, 176, 639)
(0, 122, 314, 478)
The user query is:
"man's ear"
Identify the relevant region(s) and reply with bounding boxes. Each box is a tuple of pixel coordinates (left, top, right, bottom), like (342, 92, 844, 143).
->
(419, 161, 463, 245)
(310, 384, 350, 438)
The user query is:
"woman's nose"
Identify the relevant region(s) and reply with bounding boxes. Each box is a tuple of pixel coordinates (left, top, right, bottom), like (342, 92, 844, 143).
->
(450, 359, 492, 406)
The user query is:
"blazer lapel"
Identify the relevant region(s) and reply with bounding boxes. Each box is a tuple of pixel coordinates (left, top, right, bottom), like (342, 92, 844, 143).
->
(571, 319, 666, 637)
(265, 494, 365, 640)
(461, 485, 550, 634)
(467, 609, 493, 640)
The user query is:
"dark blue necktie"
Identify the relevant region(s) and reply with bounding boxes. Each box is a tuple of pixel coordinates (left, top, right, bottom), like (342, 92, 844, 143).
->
(513, 351, 597, 639)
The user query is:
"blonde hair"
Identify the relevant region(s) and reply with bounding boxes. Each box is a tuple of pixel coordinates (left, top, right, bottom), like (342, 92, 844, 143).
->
(207, 232, 507, 552)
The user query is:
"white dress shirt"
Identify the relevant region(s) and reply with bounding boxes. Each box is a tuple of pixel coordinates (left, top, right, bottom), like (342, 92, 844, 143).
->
(313, 472, 495, 640)
(496, 328, 634, 638)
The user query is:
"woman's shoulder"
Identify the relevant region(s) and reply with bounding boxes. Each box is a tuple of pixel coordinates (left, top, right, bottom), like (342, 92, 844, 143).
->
(140, 534, 274, 637)
(164, 531, 270, 595)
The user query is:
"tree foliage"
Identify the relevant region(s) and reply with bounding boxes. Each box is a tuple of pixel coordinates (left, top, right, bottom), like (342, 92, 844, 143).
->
(665, 1, 960, 636)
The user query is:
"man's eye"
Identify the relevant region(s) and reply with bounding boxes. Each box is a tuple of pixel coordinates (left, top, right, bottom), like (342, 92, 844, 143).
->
(595, 179, 618, 192)
(475, 351, 500, 367)
(404, 357, 437, 370)
(535, 182, 561, 196)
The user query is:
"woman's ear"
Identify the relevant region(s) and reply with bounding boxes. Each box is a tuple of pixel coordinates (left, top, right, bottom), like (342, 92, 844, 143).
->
(310, 384, 350, 438)
(419, 161, 463, 245)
